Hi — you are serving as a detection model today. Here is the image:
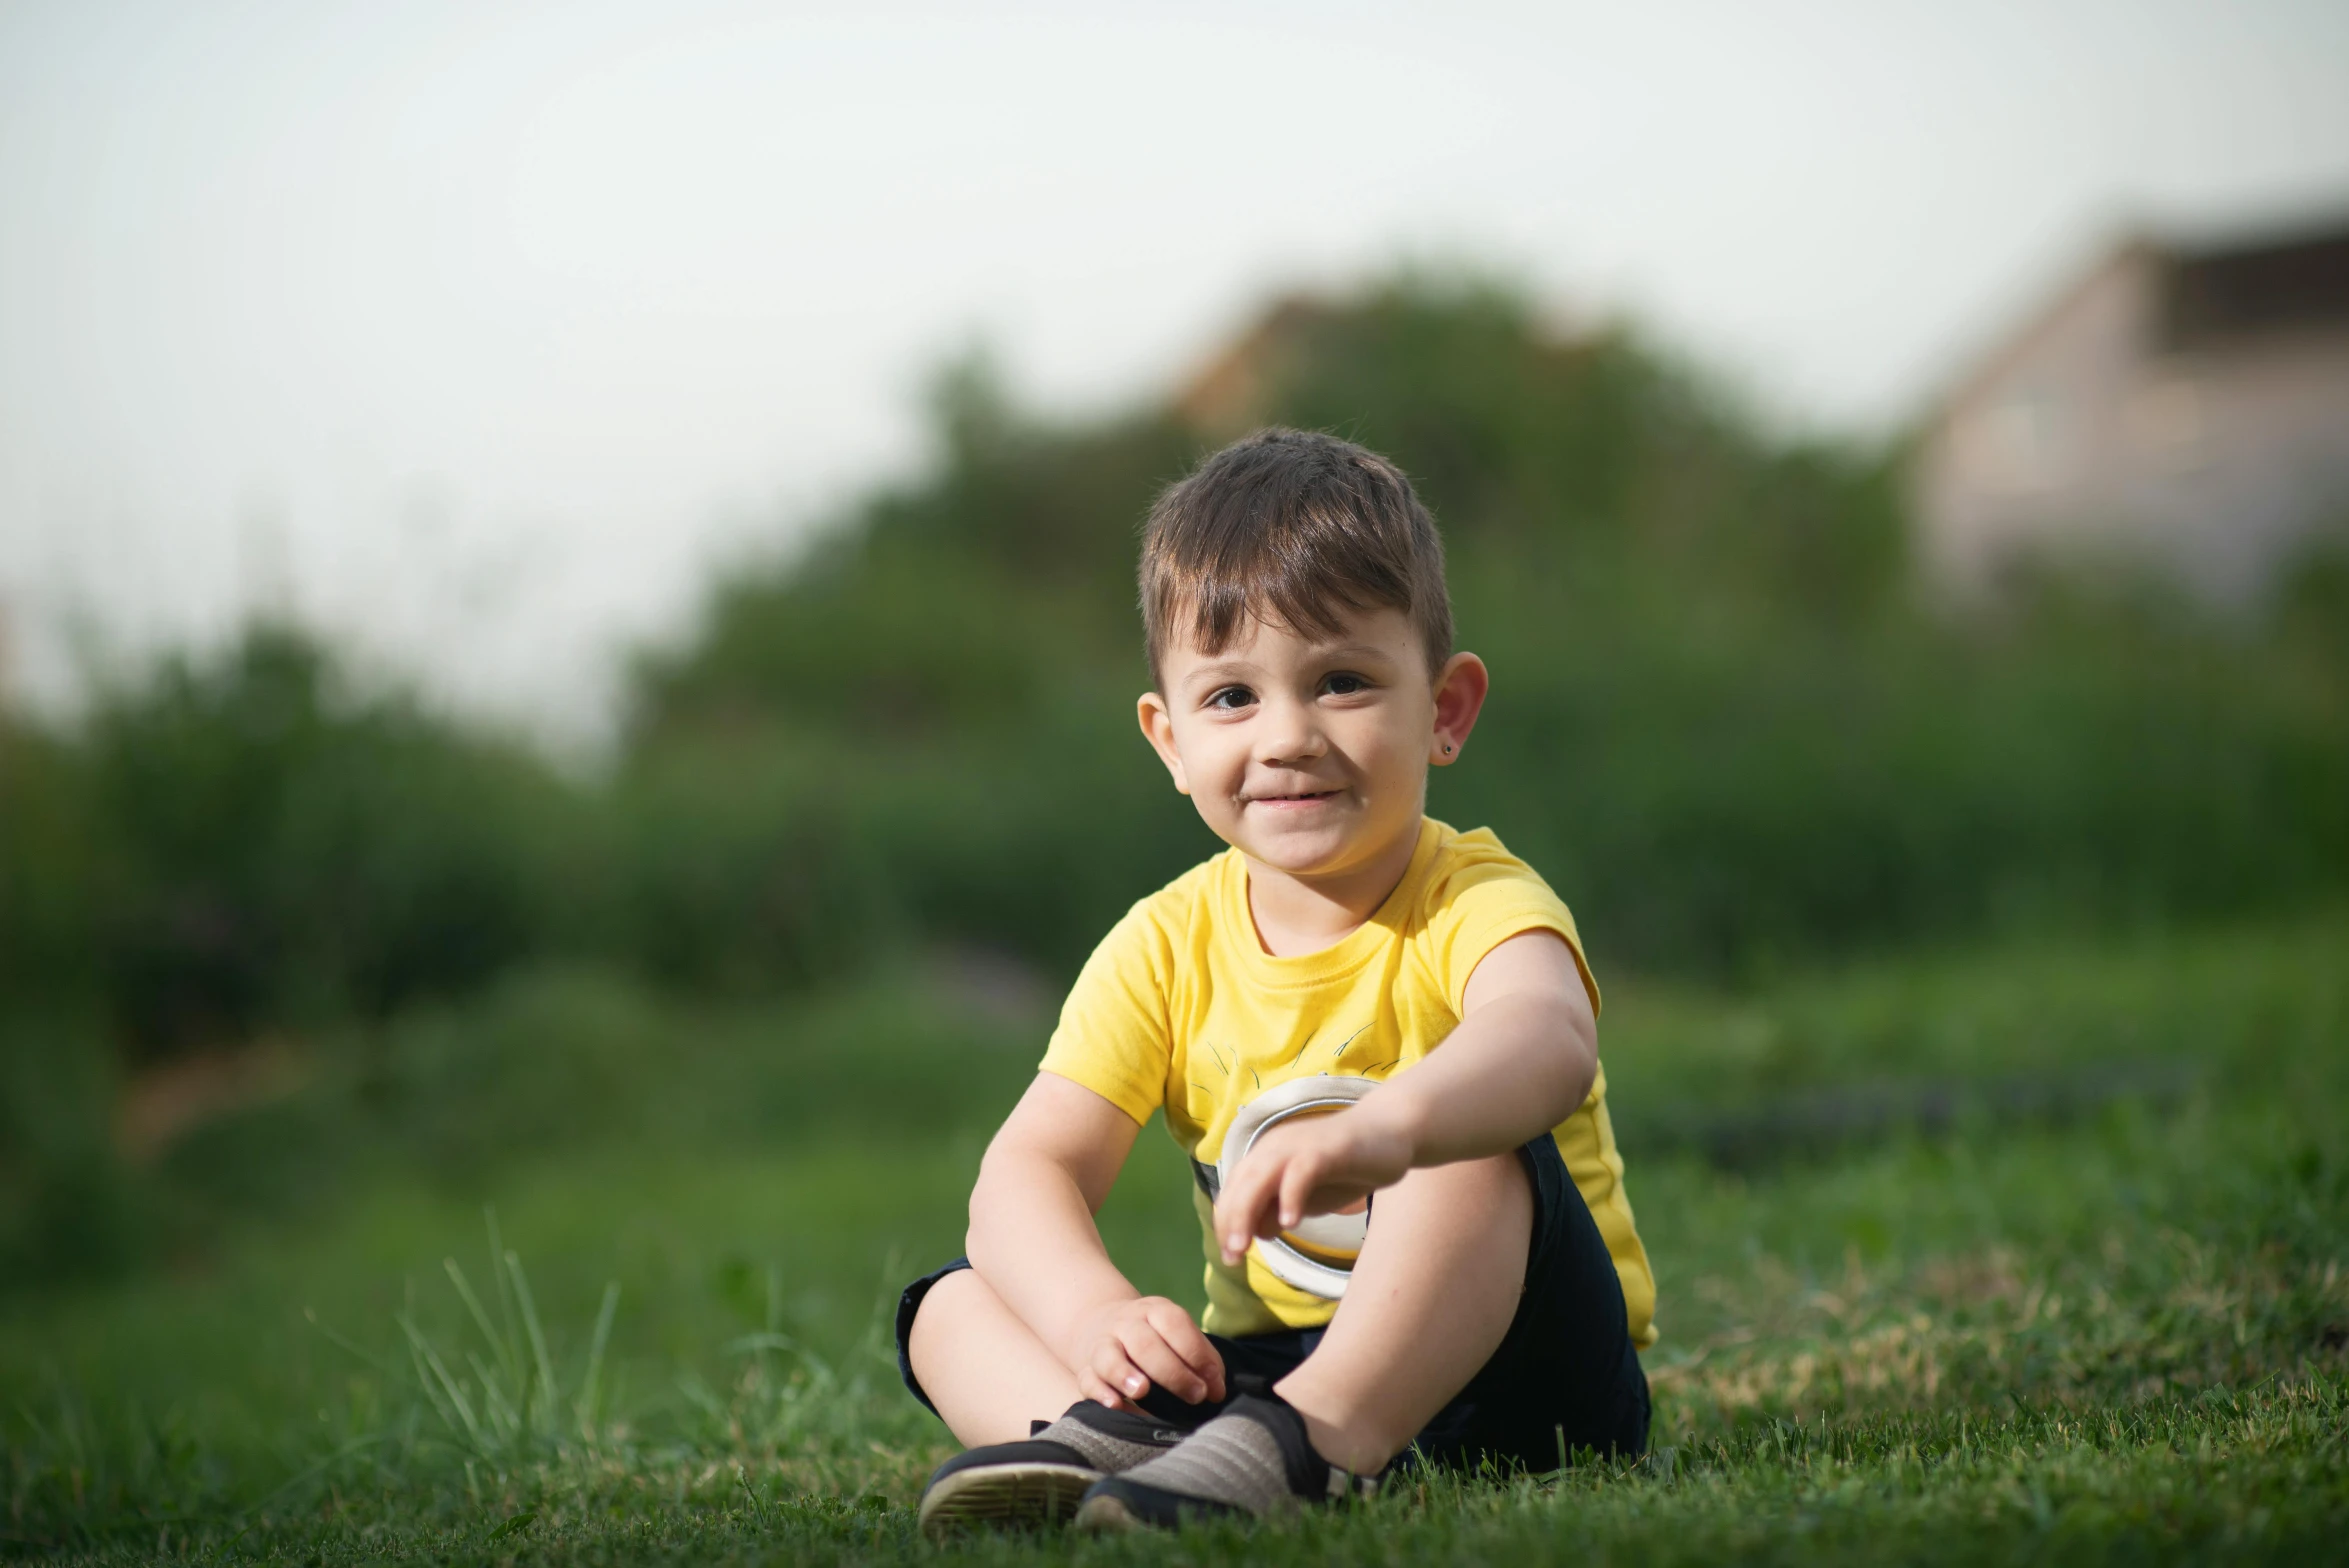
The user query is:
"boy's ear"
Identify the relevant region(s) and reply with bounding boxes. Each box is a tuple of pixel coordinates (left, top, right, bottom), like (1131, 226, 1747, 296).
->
(1429, 651, 1490, 766)
(1136, 691, 1191, 795)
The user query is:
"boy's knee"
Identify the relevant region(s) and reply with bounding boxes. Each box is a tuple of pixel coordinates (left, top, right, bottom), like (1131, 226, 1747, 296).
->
(907, 1267, 982, 1353)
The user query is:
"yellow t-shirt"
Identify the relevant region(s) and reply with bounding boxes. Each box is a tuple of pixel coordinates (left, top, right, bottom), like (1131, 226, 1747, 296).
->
(1039, 816, 1657, 1348)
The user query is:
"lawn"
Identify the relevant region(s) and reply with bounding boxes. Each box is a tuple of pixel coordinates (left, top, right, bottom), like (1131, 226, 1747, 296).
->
(5, 917, 2346, 1564)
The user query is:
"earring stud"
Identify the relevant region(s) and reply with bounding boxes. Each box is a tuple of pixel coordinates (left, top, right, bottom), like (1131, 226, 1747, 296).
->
(1442, 743, 1454, 754)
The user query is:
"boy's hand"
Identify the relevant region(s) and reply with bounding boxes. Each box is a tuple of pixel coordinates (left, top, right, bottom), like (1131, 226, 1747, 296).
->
(1214, 931, 1600, 1266)
(1213, 1102, 1416, 1264)
(1068, 1296, 1226, 1410)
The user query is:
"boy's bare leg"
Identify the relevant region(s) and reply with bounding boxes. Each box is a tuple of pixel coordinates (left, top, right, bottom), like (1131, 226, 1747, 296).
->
(1271, 1152, 1532, 1474)
(907, 1267, 1086, 1447)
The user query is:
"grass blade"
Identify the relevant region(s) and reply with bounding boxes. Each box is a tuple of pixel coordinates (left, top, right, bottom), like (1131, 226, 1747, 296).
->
(485, 1209, 522, 1389)
(575, 1282, 620, 1443)
(503, 1250, 560, 1436)
(302, 1308, 400, 1379)
(441, 1258, 517, 1389)
(465, 1351, 521, 1444)
(396, 1312, 483, 1451)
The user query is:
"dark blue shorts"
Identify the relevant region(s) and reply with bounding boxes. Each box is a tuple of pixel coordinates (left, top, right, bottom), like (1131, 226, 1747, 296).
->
(894, 1133, 1649, 1473)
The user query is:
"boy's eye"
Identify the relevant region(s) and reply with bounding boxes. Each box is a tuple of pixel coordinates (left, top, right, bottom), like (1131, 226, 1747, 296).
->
(1322, 672, 1369, 696)
(1206, 686, 1256, 712)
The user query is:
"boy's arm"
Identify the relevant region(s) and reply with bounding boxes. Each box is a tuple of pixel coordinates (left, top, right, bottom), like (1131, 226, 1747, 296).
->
(968, 1071, 1226, 1409)
(1211, 929, 1596, 1263)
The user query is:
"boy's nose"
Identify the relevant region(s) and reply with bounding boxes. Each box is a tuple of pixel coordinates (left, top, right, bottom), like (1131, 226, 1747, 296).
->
(1255, 698, 1326, 766)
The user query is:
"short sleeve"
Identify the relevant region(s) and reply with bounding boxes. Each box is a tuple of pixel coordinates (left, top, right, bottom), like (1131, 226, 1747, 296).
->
(1038, 898, 1176, 1127)
(1422, 833, 1601, 1019)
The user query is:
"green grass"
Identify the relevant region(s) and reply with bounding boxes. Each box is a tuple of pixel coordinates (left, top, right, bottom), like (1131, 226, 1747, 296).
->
(5, 918, 2346, 1563)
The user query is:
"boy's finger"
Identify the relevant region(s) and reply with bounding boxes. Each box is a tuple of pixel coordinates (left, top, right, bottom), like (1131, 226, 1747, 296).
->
(1092, 1343, 1152, 1404)
(1118, 1327, 1206, 1404)
(1277, 1156, 1323, 1231)
(1259, 1152, 1313, 1237)
(1144, 1298, 1215, 1361)
(1155, 1314, 1230, 1398)
(1146, 1302, 1227, 1401)
(1215, 1167, 1273, 1261)
(1079, 1371, 1132, 1412)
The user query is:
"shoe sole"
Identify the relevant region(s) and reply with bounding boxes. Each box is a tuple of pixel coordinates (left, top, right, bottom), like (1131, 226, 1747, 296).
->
(917, 1461, 1101, 1538)
(1072, 1492, 1141, 1534)
(1077, 1485, 1254, 1533)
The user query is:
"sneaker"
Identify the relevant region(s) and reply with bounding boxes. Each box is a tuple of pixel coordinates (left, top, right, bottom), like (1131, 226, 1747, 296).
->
(916, 1400, 1193, 1537)
(1073, 1390, 1381, 1531)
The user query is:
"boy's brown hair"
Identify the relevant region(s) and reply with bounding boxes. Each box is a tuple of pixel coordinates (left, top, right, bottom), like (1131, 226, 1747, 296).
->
(1139, 428, 1453, 685)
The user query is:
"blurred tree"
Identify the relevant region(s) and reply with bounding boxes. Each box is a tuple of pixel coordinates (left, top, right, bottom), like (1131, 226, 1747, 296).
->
(628, 272, 2349, 980)
(75, 624, 580, 1061)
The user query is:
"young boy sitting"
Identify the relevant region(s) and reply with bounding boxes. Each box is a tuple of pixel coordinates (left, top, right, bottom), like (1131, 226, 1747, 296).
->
(899, 429, 1656, 1534)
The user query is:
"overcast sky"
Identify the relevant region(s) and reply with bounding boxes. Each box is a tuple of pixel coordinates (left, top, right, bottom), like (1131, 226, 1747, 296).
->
(3, 0, 2346, 747)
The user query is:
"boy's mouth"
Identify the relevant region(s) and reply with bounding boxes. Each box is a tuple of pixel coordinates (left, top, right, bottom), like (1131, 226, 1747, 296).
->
(1249, 789, 1342, 806)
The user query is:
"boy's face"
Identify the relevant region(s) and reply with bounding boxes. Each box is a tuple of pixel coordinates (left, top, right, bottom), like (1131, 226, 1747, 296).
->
(1137, 604, 1488, 884)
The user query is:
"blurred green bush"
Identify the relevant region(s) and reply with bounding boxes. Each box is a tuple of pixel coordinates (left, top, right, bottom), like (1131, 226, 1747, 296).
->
(2, 628, 585, 1054)
(3, 273, 2345, 1285)
(625, 279, 2349, 977)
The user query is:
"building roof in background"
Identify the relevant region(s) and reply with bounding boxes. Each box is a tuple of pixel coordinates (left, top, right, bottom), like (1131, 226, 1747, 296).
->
(1172, 296, 1338, 435)
(1934, 208, 2349, 425)
(2159, 218, 2349, 349)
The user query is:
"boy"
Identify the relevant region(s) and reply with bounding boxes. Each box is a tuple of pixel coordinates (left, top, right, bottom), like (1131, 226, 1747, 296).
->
(900, 429, 1656, 1534)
